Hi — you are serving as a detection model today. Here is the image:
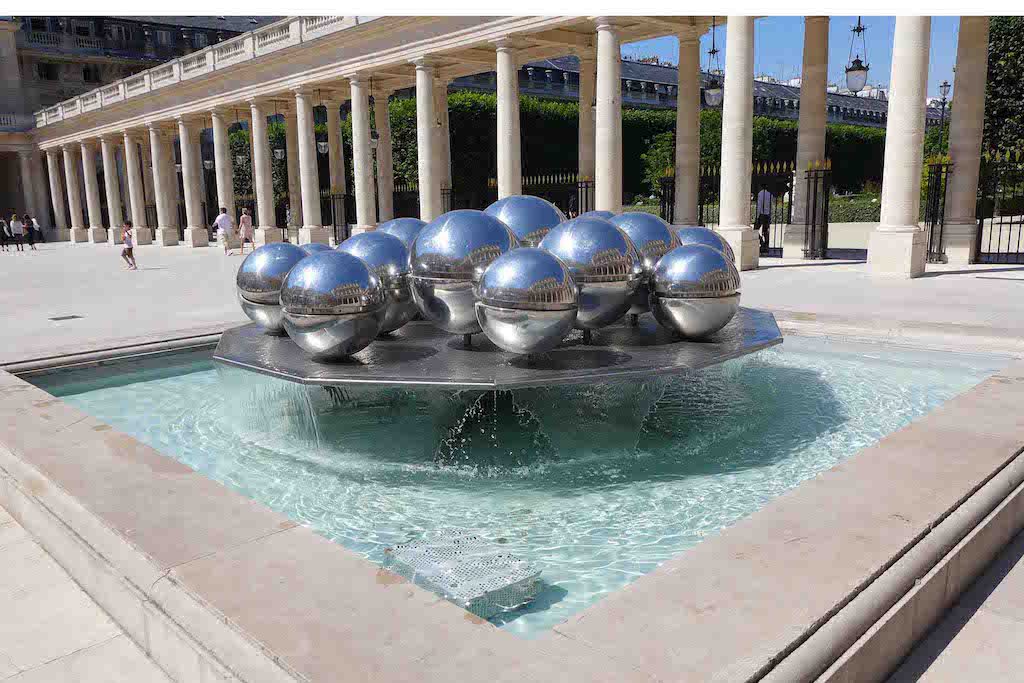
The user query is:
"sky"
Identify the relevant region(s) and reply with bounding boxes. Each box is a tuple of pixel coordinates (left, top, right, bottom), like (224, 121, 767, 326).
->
(622, 17, 961, 100)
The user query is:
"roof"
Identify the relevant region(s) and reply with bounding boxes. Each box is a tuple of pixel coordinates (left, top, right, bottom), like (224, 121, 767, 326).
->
(116, 16, 283, 33)
(525, 54, 941, 119)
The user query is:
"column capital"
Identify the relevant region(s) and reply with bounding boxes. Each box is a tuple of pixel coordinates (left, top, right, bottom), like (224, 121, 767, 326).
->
(79, 138, 97, 149)
(411, 56, 439, 70)
(99, 133, 122, 143)
(348, 73, 371, 87)
(17, 149, 34, 160)
(146, 120, 175, 135)
(492, 36, 528, 51)
(592, 16, 620, 32)
(290, 85, 316, 97)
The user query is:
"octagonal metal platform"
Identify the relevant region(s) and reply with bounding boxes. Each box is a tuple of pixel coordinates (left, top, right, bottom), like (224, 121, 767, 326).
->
(213, 307, 782, 390)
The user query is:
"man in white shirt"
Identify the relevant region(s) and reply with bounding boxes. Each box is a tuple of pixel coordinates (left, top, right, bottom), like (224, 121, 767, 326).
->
(212, 207, 235, 255)
(755, 184, 773, 255)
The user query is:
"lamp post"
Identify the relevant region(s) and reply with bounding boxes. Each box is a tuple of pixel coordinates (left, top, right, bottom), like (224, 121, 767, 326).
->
(938, 79, 951, 153)
(703, 16, 723, 107)
(845, 17, 870, 94)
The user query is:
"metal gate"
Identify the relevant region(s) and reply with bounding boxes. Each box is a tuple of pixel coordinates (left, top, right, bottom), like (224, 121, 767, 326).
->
(694, 161, 794, 256)
(803, 167, 831, 259)
(659, 177, 675, 224)
(924, 162, 952, 263)
(975, 152, 1024, 264)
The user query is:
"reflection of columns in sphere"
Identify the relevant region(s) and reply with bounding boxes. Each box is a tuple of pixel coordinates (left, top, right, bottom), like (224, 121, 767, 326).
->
(236, 242, 308, 333)
(475, 247, 578, 354)
(300, 243, 333, 256)
(673, 226, 736, 262)
(610, 212, 679, 315)
(376, 217, 427, 249)
(651, 244, 741, 339)
(280, 251, 387, 359)
(484, 195, 566, 247)
(337, 231, 417, 333)
(409, 210, 519, 335)
(538, 216, 641, 329)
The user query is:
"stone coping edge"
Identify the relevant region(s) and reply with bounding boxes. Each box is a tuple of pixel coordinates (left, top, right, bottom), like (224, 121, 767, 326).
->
(4, 333, 222, 375)
(763, 445, 1024, 682)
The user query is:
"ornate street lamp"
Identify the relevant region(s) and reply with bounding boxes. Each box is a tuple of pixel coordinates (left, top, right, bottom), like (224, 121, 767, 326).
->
(703, 17, 723, 107)
(235, 154, 247, 166)
(938, 79, 951, 151)
(203, 159, 214, 170)
(317, 140, 329, 154)
(845, 17, 870, 94)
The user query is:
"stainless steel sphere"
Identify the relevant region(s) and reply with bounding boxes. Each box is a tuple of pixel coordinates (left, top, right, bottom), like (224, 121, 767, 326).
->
(474, 248, 578, 354)
(580, 210, 616, 220)
(409, 209, 519, 335)
(236, 242, 308, 333)
(610, 212, 679, 315)
(538, 216, 641, 329)
(279, 251, 387, 360)
(337, 231, 416, 333)
(673, 226, 736, 262)
(651, 243, 741, 339)
(300, 242, 334, 256)
(376, 217, 427, 249)
(484, 195, 566, 247)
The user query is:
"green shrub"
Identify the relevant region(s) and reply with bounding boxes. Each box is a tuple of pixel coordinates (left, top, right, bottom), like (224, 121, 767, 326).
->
(828, 193, 881, 222)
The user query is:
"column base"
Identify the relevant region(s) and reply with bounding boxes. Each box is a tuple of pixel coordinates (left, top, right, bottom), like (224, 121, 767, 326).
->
(182, 227, 209, 248)
(154, 228, 180, 246)
(107, 229, 124, 245)
(134, 228, 153, 246)
(782, 224, 807, 260)
(718, 227, 760, 271)
(298, 227, 329, 245)
(70, 228, 89, 243)
(868, 229, 927, 278)
(255, 228, 283, 246)
(88, 227, 107, 243)
(941, 220, 978, 267)
(49, 228, 71, 242)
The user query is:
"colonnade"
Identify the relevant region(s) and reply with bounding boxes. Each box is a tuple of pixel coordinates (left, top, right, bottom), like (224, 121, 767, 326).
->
(34, 15, 993, 278)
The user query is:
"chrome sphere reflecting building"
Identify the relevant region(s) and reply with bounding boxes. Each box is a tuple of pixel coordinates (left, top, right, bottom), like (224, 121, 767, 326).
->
(409, 209, 519, 335)
(651, 243, 741, 339)
(538, 216, 641, 329)
(475, 248, 578, 354)
(235, 242, 308, 333)
(484, 195, 566, 247)
(300, 242, 334, 256)
(337, 231, 416, 333)
(279, 251, 387, 360)
(610, 212, 679, 315)
(376, 217, 427, 249)
(673, 226, 736, 262)
(580, 210, 616, 220)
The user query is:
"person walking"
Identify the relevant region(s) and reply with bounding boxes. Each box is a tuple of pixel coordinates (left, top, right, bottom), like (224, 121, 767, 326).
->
(23, 214, 37, 250)
(0, 216, 9, 252)
(30, 214, 45, 243)
(121, 220, 137, 270)
(238, 207, 254, 254)
(755, 184, 773, 255)
(212, 207, 235, 255)
(9, 213, 24, 252)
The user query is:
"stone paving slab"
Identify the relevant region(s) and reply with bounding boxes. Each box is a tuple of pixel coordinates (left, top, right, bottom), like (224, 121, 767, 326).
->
(0, 515, 168, 682)
(889, 532, 1024, 682)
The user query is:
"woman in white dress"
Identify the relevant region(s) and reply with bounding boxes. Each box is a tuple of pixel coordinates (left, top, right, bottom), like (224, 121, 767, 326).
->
(238, 208, 254, 254)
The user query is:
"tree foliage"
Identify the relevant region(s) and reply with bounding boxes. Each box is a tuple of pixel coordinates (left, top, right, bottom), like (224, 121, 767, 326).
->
(983, 16, 1024, 152)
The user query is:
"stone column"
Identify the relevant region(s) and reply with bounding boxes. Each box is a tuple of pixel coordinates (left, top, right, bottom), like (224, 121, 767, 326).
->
(868, 16, 932, 278)
(284, 106, 302, 234)
(415, 59, 442, 221)
(122, 132, 152, 244)
(374, 91, 395, 223)
(62, 145, 87, 242)
(211, 109, 236, 223)
(943, 17, 989, 266)
(100, 136, 124, 244)
(350, 76, 378, 232)
(783, 16, 830, 259)
(177, 117, 208, 247)
(595, 18, 622, 213)
(148, 124, 179, 246)
(294, 89, 326, 244)
(141, 141, 155, 210)
(17, 151, 40, 221)
(324, 98, 347, 241)
(249, 100, 281, 244)
(578, 52, 597, 189)
(673, 34, 701, 226)
(45, 150, 70, 240)
(163, 134, 181, 231)
(80, 141, 106, 242)
(435, 79, 453, 199)
(30, 153, 51, 228)
(718, 16, 758, 270)
(495, 39, 523, 199)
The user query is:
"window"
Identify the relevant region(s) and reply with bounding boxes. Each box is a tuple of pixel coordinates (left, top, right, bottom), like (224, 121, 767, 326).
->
(36, 62, 59, 81)
(105, 23, 129, 42)
(193, 32, 209, 49)
(29, 18, 49, 32)
(155, 29, 171, 46)
(82, 65, 101, 83)
(73, 20, 93, 37)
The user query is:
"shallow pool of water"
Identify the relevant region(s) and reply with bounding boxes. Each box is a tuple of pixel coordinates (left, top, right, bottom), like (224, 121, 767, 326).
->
(30, 336, 1006, 637)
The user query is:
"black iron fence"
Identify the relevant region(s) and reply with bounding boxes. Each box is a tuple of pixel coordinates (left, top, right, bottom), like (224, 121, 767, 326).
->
(975, 152, 1024, 264)
(924, 162, 953, 263)
(803, 167, 831, 259)
(144, 204, 157, 229)
(320, 190, 353, 244)
(393, 182, 420, 218)
(481, 173, 594, 217)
